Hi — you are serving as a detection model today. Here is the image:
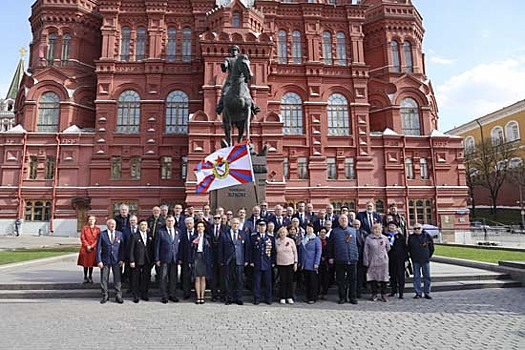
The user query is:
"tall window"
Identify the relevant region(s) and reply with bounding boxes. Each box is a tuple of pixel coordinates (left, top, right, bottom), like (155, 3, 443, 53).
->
(182, 28, 192, 62)
(111, 156, 122, 180)
(327, 158, 337, 180)
(408, 199, 432, 225)
(405, 157, 414, 179)
(131, 156, 141, 180)
(344, 157, 355, 179)
(135, 27, 147, 61)
(292, 30, 302, 64)
(61, 34, 71, 65)
(120, 27, 131, 61)
(165, 90, 189, 134)
(283, 158, 289, 180)
(391, 41, 400, 72)
(166, 28, 177, 62)
(400, 98, 420, 135)
(181, 156, 188, 180)
(24, 201, 52, 221)
(161, 156, 172, 180)
(375, 200, 385, 214)
(403, 41, 413, 73)
(277, 30, 287, 64)
(29, 156, 38, 179)
(322, 32, 332, 65)
(491, 126, 504, 146)
(117, 90, 140, 134)
(336, 32, 347, 65)
(47, 33, 57, 66)
(464, 136, 475, 155)
(327, 93, 350, 136)
(232, 12, 241, 27)
(420, 158, 429, 179)
(506, 121, 520, 142)
(298, 157, 308, 179)
(37, 92, 60, 132)
(45, 156, 55, 180)
(281, 92, 303, 135)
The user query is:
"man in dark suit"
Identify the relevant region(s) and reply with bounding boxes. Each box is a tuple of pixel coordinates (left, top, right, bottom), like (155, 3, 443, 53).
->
(357, 201, 382, 235)
(259, 201, 270, 219)
(293, 201, 307, 228)
(208, 214, 228, 301)
(154, 215, 182, 303)
(122, 215, 139, 289)
(269, 205, 289, 231)
(219, 217, 250, 305)
(250, 219, 276, 305)
(114, 203, 131, 234)
(180, 216, 196, 299)
(173, 203, 186, 231)
(305, 203, 319, 227)
(325, 204, 339, 229)
(96, 218, 125, 304)
(147, 206, 165, 239)
(353, 219, 369, 298)
(129, 219, 153, 303)
(244, 205, 262, 234)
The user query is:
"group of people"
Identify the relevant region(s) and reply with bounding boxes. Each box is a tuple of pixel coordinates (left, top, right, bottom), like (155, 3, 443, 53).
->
(77, 201, 435, 305)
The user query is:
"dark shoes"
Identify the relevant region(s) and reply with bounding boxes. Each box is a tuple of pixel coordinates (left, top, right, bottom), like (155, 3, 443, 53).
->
(380, 295, 388, 302)
(236, 300, 244, 306)
(253, 300, 260, 305)
(337, 299, 345, 304)
(349, 299, 358, 305)
(115, 296, 124, 304)
(168, 296, 179, 303)
(370, 294, 378, 302)
(141, 296, 149, 301)
(83, 278, 89, 284)
(414, 294, 422, 299)
(161, 298, 168, 304)
(424, 294, 432, 300)
(88, 277, 94, 284)
(133, 297, 140, 303)
(100, 297, 109, 304)
(399, 295, 404, 299)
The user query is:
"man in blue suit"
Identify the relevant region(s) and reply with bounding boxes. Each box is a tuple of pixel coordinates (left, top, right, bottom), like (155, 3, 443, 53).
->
(154, 215, 182, 303)
(208, 214, 228, 302)
(96, 218, 125, 304)
(219, 217, 250, 305)
(180, 217, 196, 299)
(250, 219, 276, 305)
(356, 201, 382, 234)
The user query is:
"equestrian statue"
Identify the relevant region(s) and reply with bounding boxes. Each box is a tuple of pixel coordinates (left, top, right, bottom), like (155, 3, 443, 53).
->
(216, 45, 260, 147)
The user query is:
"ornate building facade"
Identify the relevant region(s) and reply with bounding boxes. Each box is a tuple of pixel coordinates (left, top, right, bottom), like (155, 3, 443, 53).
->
(1, 0, 468, 236)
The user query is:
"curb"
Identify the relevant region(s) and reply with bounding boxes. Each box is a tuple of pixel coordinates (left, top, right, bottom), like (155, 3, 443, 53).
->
(0, 253, 78, 271)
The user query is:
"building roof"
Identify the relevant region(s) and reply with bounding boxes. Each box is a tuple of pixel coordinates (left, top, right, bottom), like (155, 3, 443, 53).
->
(5, 54, 25, 100)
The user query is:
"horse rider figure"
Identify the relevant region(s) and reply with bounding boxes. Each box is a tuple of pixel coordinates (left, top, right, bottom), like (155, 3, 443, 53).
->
(216, 45, 260, 116)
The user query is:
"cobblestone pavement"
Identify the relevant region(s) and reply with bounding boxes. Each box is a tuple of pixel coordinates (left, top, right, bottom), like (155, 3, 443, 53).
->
(0, 288, 523, 350)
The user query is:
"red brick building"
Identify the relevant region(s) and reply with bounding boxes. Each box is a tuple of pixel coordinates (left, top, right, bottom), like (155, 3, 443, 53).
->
(1, 0, 469, 236)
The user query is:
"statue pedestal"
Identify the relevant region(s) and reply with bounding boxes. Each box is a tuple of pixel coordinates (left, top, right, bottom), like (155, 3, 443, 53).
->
(211, 154, 266, 213)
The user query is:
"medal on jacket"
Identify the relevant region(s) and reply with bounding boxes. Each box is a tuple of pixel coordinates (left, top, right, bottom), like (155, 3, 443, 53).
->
(265, 238, 272, 257)
(345, 233, 352, 243)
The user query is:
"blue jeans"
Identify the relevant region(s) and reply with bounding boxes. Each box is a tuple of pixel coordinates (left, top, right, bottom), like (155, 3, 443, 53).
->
(412, 261, 431, 296)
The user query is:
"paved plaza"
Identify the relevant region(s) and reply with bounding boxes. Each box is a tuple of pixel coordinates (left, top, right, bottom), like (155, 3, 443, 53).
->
(0, 288, 523, 350)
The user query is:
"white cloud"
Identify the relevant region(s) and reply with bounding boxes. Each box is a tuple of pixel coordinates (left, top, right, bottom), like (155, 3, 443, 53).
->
(436, 57, 525, 131)
(428, 56, 456, 65)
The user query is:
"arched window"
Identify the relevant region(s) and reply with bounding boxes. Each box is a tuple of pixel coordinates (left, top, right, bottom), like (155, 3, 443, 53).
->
(336, 32, 347, 65)
(37, 92, 60, 132)
(135, 27, 147, 61)
(322, 32, 332, 65)
(292, 30, 302, 64)
(405, 157, 414, 179)
(491, 126, 504, 146)
(47, 33, 58, 65)
(403, 41, 413, 73)
(505, 121, 520, 142)
(165, 90, 189, 134)
(391, 41, 400, 72)
(117, 90, 140, 134)
(327, 93, 350, 136)
(464, 136, 475, 155)
(182, 28, 192, 62)
(420, 158, 429, 179)
(400, 98, 421, 135)
(61, 34, 71, 65)
(232, 12, 241, 27)
(281, 92, 303, 135)
(166, 28, 177, 62)
(277, 30, 287, 64)
(120, 27, 131, 61)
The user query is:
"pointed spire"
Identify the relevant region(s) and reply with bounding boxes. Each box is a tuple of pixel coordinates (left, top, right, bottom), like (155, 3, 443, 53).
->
(5, 48, 26, 100)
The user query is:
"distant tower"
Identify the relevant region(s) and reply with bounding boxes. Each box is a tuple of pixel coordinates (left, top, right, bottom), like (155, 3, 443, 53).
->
(0, 48, 26, 131)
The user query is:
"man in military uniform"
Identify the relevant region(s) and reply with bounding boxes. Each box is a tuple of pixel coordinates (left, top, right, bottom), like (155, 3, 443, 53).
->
(250, 219, 276, 305)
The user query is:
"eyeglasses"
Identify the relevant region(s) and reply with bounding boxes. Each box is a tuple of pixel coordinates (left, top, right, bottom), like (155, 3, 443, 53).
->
(226, 213, 233, 216)
(214, 217, 221, 220)
(414, 227, 422, 230)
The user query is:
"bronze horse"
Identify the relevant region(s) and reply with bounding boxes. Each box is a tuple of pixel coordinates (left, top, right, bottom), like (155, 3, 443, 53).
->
(221, 54, 254, 147)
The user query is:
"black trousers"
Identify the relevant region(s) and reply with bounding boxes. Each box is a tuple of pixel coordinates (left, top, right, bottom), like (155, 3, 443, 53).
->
(131, 264, 151, 299)
(318, 261, 330, 295)
(335, 262, 357, 302)
(303, 270, 318, 302)
(159, 262, 178, 300)
(224, 262, 244, 302)
(389, 257, 406, 295)
(181, 262, 191, 298)
(370, 280, 387, 295)
(277, 264, 294, 300)
(357, 259, 367, 296)
(210, 261, 225, 300)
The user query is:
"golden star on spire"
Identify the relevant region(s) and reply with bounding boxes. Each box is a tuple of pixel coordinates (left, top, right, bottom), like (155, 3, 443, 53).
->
(19, 47, 27, 58)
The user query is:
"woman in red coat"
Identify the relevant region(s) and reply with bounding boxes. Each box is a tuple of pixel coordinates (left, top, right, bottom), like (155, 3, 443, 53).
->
(77, 215, 100, 283)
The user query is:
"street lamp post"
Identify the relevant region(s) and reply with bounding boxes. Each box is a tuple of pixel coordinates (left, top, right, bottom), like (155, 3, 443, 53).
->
(519, 184, 525, 232)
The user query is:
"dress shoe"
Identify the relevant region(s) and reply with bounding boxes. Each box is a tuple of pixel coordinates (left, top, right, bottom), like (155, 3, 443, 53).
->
(349, 299, 358, 305)
(169, 296, 179, 303)
(424, 294, 432, 300)
(399, 295, 404, 299)
(133, 297, 139, 303)
(225, 301, 232, 305)
(380, 295, 388, 302)
(413, 294, 421, 299)
(100, 297, 109, 304)
(253, 300, 260, 305)
(116, 296, 124, 304)
(280, 299, 286, 304)
(141, 296, 149, 301)
(83, 278, 89, 284)
(88, 277, 94, 284)
(286, 298, 294, 304)
(265, 301, 272, 305)
(161, 298, 168, 304)
(370, 294, 378, 302)
(307, 300, 314, 304)
(236, 300, 244, 306)
(338, 299, 345, 304)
